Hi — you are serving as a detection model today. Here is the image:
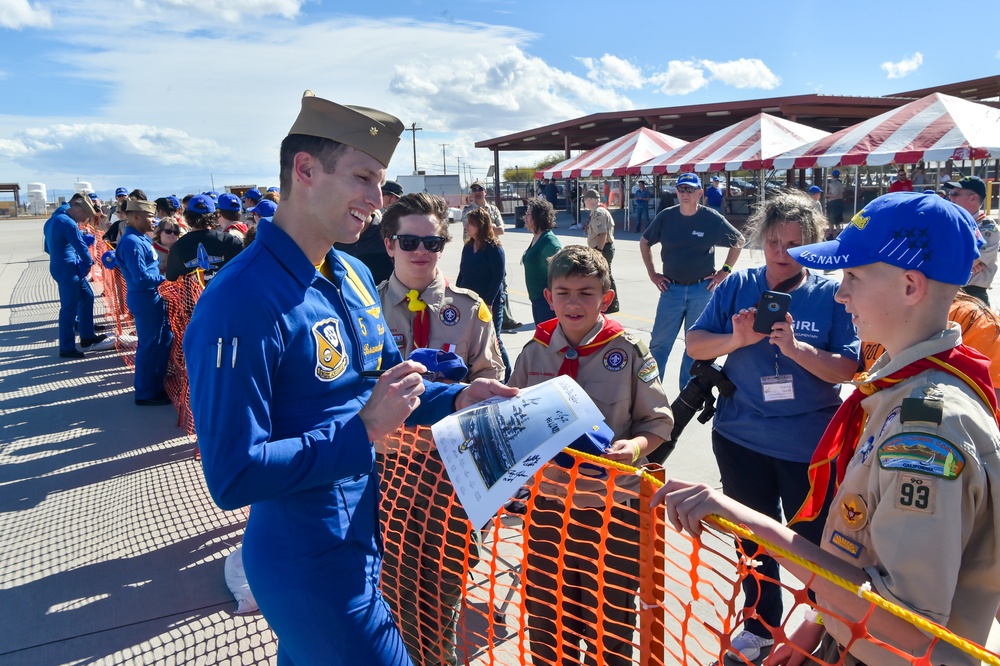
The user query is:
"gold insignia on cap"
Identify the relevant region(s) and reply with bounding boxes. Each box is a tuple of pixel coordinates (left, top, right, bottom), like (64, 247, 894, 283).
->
(286, 92, 404, 168)
(850, 210, 870, 231)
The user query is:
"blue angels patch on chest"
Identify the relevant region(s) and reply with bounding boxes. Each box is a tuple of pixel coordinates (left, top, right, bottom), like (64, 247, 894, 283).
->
(312, 318, 348, 381)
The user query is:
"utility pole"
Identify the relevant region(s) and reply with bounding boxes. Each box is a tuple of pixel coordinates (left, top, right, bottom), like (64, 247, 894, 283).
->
(405, 122, 423, 174)
(456, 157, 462, 186)
(440, 144, 449, 174)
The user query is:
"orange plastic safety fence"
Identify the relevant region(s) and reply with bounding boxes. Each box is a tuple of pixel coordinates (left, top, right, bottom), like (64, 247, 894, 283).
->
(377, 427, 1000, 666)
(159, 274, 203, 439)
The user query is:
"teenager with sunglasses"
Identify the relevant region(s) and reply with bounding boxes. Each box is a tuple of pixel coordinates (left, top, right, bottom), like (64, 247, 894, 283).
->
(377, 192, 504, 666)
(378, 192, 505, 382)
(152, 217, 183, 275)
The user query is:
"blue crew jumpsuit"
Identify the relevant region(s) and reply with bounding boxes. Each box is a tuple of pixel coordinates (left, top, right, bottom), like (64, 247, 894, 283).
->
(43, 204, 97, 354)
(184, 219, 465, 666)
(116, 226, 173, 401)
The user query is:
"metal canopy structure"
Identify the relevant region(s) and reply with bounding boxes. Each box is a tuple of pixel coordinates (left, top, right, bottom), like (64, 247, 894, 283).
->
(535, 128, 686, 179)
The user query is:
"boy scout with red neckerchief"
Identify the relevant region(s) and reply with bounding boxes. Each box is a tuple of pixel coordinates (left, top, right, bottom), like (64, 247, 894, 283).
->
(510, 245, 673, 666)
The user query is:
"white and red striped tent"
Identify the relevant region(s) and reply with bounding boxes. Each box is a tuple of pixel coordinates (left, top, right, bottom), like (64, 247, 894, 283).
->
(768, 93, 1000, 169)
(631, 113, 829, 175)
(535, 128, 687, 179)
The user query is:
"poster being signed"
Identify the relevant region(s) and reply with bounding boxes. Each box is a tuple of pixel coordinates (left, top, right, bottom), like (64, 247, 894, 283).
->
(431, 375, 607, 529)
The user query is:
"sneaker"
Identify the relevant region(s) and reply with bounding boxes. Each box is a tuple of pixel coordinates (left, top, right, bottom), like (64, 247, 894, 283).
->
(135, 394, 172, 406)
(501, 320, 523, 331)
(59, 349, 85, 359)
(80, 333, 117, 352)
(726, 630, 774, 661)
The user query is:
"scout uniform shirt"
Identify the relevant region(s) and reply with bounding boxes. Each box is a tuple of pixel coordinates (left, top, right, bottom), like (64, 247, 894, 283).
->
(586, 205, 615, 250)
(378, 271, 504, 382)
(509, 317, 673, 508)
(820, 325, 1000, 666)
(966, 212, 999, 289)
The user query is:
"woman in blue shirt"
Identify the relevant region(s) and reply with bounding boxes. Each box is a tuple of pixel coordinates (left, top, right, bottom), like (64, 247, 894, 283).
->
(686, 190, 861, 662)
(457, 207, 511, 380)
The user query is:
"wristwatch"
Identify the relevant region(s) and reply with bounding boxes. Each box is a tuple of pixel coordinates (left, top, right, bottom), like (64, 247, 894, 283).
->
(721, 264, 733, 273)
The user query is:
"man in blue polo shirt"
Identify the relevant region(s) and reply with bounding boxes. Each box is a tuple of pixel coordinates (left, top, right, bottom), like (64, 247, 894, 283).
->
(704, 176, 725, 213)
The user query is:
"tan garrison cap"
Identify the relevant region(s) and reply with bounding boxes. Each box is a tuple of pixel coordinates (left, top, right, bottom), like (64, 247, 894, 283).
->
(287, 90, 404, 168)
(73, 196, 96, 217)
(126, 198, 156, 215)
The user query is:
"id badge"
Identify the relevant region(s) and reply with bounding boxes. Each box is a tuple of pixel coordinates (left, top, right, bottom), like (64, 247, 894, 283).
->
(761, 374, 795, 401)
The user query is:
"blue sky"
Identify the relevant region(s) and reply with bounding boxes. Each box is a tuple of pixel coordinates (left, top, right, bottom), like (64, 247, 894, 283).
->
(1, 0, 998, 201)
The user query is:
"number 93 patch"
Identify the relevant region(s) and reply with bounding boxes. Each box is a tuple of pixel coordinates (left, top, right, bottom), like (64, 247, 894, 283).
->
(894, 474, 936, 514)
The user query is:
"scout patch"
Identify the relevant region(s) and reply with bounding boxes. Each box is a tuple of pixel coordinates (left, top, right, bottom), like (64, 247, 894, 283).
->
(878, 406, 901, 437)
(829, 530, 863, 558)
(840, 493, 867, 531)
(877, 433, 964, 480)
(637, 357, 658, 383)
(392, 332, 405, 348)
(440, 305, 461, 326)
(603, 348, 628, 371)
(858, 436, 875, 465)
(312, 318, 348, 381)
(894, 474, 936, 514)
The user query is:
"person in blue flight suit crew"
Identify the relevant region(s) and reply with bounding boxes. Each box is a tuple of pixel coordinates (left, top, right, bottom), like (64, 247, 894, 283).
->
(43, 194, 113, 358)
(117, 198, 174, 406)
(183, 91, 517, 666)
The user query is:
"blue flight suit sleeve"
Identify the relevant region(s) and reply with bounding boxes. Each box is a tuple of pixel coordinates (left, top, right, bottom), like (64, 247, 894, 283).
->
(64, 220, 94, 270)
(118, 232, 164, 290)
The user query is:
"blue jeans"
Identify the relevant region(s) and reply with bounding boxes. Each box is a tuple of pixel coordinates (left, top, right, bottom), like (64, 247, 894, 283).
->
(649, 281, 714, 390)
(634, 203, 650, 232)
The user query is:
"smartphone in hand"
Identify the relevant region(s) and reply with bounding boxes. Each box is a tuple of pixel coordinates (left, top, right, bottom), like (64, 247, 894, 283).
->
(752, 290, 791, 334)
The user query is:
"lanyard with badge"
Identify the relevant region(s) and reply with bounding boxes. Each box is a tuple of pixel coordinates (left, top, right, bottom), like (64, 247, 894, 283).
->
(760, 270, 806, 403)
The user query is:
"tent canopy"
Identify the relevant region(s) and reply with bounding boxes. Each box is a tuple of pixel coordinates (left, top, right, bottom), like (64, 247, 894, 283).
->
(767, 92, 1000, 169)
(632, 113, 829, 175)
(536, 128, 686, 179)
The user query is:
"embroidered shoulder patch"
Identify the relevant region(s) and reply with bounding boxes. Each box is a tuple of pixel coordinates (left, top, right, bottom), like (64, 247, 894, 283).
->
(839, 493, 867, 531)
(829, 530, 863, 558)
(637, 357, 658, 383)
(877, 433, 964, 480)
(477, 300, 492, 323)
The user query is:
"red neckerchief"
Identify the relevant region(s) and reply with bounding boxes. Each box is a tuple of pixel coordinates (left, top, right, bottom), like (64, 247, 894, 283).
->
(224, 222, 249, 234)
(532, 316, 625, 379)
(789, 343, 998, 525)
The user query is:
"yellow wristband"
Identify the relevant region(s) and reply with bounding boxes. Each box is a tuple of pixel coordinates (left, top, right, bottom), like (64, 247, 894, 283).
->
(631, 442, 642, 464)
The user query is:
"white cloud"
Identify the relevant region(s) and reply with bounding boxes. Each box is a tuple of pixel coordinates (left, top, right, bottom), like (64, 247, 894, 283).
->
(0, 0, 53, 29)
(579, 54, 644, 89)
(702, 58, 781, 90)
(881, 52, 923, 79)
(155, 0, 302, 21)
(0, 123, 232, 177)
(648, 60, 708, 95)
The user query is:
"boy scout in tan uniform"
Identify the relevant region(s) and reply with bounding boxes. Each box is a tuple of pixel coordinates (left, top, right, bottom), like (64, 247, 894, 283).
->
(509, 245, 672, 666)
(379, 273, 504, 382)
(375, 192, 504, 666)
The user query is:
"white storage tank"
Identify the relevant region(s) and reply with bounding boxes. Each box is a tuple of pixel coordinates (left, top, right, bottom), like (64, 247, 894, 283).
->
(74, 181, 92, 194)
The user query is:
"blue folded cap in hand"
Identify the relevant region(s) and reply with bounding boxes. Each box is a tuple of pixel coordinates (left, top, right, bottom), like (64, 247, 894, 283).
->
(553, 420, 614, 469)
(407, 348, 469, 381)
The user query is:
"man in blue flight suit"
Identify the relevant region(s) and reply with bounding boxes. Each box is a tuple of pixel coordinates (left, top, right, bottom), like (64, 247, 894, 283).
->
(117, 198, 173, 406)
(184, 91, 516, 666)
(43, 194, 115, 358)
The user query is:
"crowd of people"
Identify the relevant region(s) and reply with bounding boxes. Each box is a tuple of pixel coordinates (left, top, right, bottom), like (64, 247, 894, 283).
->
(40, 89, 1000, 666)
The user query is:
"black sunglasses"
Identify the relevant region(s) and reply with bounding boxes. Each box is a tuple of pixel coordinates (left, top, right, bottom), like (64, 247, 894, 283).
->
(392, 234, 446, 253)
(161, 229, 180, 236)
(470, 186, 485, 192)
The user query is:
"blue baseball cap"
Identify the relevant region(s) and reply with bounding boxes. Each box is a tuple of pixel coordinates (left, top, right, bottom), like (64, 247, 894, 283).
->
(203, 190, 219, 201)
(788, 192, 981, 285)
(831, 169, 841, 177)
(243, 188, 262, 202)
(166, 195, 181, 209)
(187, 194, 216, 214)
(712, 176, 721, 182)
(808, 185, 823, 194)
(115, 187, 128, 197)
(217, 193, 242, 212)
(88, 192, 99, 201)
(266, 186, 280, 193)
(676, 173, 702, 189)
(251, 200, 277, 217)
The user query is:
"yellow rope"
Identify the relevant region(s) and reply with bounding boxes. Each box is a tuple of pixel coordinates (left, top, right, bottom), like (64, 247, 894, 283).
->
(567, 449, 1000, 666)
